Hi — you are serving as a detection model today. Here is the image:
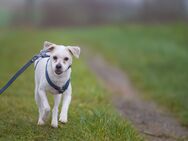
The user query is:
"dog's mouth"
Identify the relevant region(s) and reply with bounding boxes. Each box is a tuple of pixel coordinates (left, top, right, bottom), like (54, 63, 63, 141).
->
(55, 70, 63, 75)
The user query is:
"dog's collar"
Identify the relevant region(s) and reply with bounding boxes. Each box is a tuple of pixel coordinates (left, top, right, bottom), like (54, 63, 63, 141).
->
(45, 58, 71, 94)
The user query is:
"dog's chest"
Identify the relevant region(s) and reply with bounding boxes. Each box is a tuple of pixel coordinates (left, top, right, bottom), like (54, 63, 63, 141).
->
(46, 80, 68, 95)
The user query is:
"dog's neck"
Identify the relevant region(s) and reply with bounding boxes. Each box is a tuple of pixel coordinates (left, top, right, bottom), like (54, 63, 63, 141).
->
(47, 61, 71, 87)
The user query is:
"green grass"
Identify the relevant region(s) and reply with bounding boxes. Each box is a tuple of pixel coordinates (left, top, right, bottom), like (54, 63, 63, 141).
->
(62, 24, 188, 125)
(0, 29, 143, 141)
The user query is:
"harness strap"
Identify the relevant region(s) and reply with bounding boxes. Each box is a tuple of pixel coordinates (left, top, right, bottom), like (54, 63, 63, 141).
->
(34, 57, 42, 70)
(45, 58, 71, 94)
(0, 50, 49, 95)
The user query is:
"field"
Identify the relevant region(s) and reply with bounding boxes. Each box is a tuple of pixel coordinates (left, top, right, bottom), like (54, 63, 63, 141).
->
(0, 29, 143, 140)
(0, 23, 187, 140)
(65, 24, 188, 125)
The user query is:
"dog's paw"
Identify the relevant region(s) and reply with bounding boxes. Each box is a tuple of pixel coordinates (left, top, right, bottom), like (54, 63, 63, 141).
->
(59, 117, 68, 124)
(51, 122, 58, 128)
(38, 119, 45, 126)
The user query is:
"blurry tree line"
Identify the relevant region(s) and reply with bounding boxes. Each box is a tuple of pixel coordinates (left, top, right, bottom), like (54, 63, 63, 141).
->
(1, 0, 188, 27)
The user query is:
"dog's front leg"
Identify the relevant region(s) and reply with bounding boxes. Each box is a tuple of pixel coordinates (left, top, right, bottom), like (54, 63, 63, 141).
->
(51, 94, 62, 128)
(38, 89, 51, 122)
(59, 85, 72, 123)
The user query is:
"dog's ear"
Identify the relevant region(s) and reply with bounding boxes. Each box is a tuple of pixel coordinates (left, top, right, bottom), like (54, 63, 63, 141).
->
(43, 41, 55, 52)
(67, 46, 81, 59)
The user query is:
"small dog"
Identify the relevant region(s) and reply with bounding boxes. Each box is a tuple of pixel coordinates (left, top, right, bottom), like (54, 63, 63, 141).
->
(34, 41, 80, 128)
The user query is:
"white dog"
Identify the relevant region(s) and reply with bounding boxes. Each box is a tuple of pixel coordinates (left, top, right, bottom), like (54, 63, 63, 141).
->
(34, 41, 80, 128)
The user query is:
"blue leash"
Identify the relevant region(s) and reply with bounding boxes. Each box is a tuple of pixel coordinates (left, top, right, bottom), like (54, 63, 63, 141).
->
(0, 50, 50, 95)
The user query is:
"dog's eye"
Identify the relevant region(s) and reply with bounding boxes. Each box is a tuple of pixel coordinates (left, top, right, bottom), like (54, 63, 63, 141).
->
(53, 56, 58, 60)
(64, 57, 69, 61)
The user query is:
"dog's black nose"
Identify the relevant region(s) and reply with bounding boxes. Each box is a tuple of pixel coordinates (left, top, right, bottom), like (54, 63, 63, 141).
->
(56, 64, 62, 69)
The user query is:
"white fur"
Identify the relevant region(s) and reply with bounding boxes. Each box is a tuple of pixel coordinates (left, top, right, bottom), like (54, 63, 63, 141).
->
(34, 41, 80, 128)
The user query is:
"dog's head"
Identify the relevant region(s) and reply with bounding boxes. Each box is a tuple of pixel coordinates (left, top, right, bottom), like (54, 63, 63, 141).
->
(43, 41, 80, 75)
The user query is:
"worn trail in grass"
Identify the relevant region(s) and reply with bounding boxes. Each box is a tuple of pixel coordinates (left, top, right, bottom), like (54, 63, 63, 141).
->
(84, 50, 188, 141)
(67, 24, 188, 125)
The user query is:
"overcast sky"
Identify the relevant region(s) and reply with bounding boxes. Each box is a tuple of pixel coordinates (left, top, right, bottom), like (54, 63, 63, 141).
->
(0, 0, 145, 9)
(0, 0, 25, 10)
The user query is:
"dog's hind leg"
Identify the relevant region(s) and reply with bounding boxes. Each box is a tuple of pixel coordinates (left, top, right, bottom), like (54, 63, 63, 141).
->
(38, 89, 51, 122)
(35, 87, 45, 125)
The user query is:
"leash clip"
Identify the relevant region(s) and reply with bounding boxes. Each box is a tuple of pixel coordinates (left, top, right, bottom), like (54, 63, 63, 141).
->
(31, 50, 49, 63)
(40, 50, 50, 58)
(31, 55, 39, 63)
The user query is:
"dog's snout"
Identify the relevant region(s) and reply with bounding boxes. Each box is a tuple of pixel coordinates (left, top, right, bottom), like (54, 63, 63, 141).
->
(56, 64, 62, 69)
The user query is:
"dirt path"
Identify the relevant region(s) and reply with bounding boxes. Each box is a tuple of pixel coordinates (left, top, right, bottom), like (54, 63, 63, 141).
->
(83, 51, 188, 141)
